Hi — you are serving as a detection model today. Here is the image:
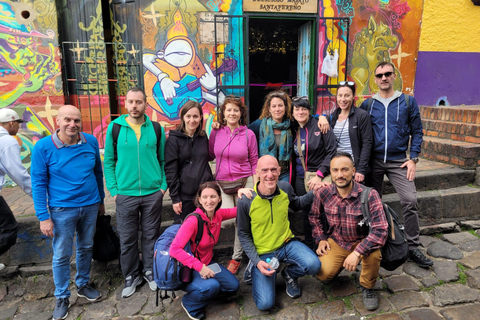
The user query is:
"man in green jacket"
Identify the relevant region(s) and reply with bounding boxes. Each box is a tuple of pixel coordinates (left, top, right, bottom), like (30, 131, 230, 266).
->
(104, 87, 167, 298)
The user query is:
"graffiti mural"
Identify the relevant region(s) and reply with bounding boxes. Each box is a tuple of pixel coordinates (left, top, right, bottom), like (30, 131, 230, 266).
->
(0, 0, 62, 173)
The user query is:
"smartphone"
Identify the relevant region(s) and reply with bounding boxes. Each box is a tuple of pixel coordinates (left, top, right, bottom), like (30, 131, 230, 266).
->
(207, 263, 222, 274)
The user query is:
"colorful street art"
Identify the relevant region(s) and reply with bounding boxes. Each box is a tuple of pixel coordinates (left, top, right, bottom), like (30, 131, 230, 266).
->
(0, 0, 63, 173)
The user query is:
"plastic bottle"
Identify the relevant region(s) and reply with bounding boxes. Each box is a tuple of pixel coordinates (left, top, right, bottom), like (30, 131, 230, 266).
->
(266, 257, 279, 271)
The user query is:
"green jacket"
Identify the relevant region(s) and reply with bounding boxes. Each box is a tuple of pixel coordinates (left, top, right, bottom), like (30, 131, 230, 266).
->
(104, 114, 167, 197)
(237, 181, 314, 266)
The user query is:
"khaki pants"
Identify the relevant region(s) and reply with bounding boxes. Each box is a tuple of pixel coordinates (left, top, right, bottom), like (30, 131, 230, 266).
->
(316, 238, 382, 289)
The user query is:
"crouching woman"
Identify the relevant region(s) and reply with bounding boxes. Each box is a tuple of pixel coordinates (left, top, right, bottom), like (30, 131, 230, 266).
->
(170, 182, 241, 320)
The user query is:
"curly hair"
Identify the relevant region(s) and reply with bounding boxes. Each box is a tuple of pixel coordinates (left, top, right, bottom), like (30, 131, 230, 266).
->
(258, 90, 292, 121)
(218, 95, 248, 126)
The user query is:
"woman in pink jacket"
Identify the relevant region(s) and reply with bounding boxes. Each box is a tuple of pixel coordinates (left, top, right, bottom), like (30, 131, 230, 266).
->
(170, 182, 240, 320)
(209, 95, 258, 274)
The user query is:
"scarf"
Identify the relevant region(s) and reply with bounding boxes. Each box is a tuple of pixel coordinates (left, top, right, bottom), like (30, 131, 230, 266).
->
(259, 117, 292, 162)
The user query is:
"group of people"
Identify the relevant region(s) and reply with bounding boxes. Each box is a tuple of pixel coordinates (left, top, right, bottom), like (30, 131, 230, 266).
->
(0, 61, 433, 320)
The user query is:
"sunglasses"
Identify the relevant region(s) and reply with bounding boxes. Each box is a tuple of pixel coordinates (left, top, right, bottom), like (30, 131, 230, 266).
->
(225, 95, 241, 100)
(292, 96, 308, 102)
(268, 91, 286, 97)
(339, 81, 355, 86)
(375, 71, 394, 79)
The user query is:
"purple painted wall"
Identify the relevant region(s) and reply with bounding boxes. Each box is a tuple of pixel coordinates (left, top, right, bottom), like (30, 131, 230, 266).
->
(415, 51, 480, 106)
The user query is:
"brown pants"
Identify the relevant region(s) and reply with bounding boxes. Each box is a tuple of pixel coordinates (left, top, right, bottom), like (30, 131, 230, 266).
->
(316, 238, 382, 289)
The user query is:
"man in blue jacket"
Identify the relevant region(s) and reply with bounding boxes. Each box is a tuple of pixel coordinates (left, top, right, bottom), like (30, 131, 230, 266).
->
(360, 61, 433, 268)
(32, 105, 105, 320)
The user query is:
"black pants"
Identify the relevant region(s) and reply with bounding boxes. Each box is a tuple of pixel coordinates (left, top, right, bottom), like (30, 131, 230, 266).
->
(0, 196, 18, 255)
(294, 176, 315, 251)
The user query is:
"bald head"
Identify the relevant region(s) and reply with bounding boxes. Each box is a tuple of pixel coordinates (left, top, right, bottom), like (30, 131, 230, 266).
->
(257, 155, 279, 169)
(56, 105, 82, 144)
(256, 155, 281, 195)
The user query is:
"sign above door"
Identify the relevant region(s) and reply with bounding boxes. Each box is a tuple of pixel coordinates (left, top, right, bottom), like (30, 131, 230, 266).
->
(243, 0, 318, 14)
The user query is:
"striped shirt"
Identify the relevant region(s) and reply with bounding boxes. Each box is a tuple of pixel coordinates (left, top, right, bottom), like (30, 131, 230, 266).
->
(309, 182, 388, 256)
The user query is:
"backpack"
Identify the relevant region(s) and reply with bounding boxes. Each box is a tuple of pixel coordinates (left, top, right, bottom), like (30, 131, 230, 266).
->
(112, 121, 162, 162)
(153, 213, 204, 310)
(359, 187, 409, 271)
(92, 215, 120, 262)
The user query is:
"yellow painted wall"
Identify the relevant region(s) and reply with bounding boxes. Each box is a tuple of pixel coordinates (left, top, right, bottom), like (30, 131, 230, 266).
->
(419, 0, 480, 52)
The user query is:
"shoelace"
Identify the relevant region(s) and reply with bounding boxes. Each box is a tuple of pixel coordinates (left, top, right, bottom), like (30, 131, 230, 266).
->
(364, 289, 375, 298)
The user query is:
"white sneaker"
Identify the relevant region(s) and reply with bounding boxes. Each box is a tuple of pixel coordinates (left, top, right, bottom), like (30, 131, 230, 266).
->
(0, 263, 5, 271)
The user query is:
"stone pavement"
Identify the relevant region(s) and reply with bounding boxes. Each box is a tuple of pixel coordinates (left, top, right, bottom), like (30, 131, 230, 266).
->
(3, 227, 480, 319)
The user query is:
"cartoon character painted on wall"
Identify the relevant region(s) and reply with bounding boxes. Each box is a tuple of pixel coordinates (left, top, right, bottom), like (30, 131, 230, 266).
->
(350, 16, 402, 98)
(143, 10, 236, 120)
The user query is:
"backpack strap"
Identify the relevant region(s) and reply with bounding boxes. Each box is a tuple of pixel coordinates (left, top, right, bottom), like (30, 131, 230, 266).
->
(367, 98, 374, 113)
(152, 121, 162, 163)
(359, 186, 373, 227)
(404, 94, 411, 116)
(184, 212, 205, 258)
(112, 123, 121, 162)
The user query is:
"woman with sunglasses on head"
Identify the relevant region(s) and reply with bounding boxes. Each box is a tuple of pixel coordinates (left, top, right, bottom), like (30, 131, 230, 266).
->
(290, 96, 337, 250)
(319, 81, 373, 183)
(248, 90, 293, 181)
(165, 101, 214, 224)
(209, 95, 258, 275)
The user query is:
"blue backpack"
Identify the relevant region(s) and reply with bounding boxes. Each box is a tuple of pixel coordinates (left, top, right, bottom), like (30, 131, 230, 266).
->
(154, 213, 204, 309)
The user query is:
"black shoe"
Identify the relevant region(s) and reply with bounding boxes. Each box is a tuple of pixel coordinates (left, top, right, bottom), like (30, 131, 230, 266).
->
(361, 286, 379, 311)
(409, 249, 434, 268)
(77, 284, 101, 302)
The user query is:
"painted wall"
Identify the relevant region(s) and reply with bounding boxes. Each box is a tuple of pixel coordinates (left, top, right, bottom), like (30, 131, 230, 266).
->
(0, 0, 62, 177)
(415, 0, 480, 106)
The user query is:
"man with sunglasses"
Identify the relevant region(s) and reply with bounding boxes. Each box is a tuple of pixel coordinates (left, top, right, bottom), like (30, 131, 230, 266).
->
(360, 61, 433, 268)
(237, 155, 321, 311)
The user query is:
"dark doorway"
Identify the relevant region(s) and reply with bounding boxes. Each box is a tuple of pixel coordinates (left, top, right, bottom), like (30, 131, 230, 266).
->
(248, 18, 312, 121)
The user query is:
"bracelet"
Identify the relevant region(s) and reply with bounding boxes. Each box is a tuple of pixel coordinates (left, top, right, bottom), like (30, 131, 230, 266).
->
(353, 251, 361, 258)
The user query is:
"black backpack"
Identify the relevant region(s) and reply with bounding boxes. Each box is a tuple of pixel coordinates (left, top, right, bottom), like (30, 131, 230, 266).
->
(360, 187, 409, 271)
(111, 121, 162, 162)
(92, 215, 120, 262)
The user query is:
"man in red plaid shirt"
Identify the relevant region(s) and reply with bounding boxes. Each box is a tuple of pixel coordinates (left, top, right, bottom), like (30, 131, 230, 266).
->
(309, 152, 388, 311)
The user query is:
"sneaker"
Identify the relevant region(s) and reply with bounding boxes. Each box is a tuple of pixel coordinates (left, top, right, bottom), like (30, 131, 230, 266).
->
(361, 286, 379, 311)
(281, 268, 301, 299)
(143, 270, 157, 291)
(121, 275, 142, 298)
(0, 263, 5, 271)
(52, 297, 70, 320)
(77, 284, 101, 302)
(181, 299, 205, 320)
(409, 248, 434, 268)
(226, 259, 242, 275)
(243, 260, 253, 285)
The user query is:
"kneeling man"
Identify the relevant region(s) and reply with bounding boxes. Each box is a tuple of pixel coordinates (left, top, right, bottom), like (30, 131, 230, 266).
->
(310, 152, 387, 310)
(238, 155, 321, 311)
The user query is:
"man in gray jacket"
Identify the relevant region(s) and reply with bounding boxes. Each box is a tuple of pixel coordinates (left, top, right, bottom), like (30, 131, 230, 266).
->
(0, 109, 32, 270)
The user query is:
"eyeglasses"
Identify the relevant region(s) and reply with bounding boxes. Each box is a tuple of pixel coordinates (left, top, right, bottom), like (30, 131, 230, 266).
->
(292, 96, 308, 102)
(268, 91, 286, 97)
(375, 71, 394, 79)
(225, 95, 241, 101)
(260, 167, 280, 174)
(339, 81, 355, 86)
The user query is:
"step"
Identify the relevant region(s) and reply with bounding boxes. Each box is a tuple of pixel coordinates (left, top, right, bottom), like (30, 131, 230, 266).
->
(422, 119, 480, 143)
(383, 186, 480, 226)
(422, 136, 480, 168)
(420, 105, 480, 124)
(382, 166, 475, 195)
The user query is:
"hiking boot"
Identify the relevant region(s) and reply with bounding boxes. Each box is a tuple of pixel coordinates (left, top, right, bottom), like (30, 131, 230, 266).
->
(121, 275, 142, 298)
(181, 299, 205, 320)
(281, 268, 301, 299)
(243, 260, 253, 285)
(409, 249, 434, 268)
(226, 259, 242, 275)
(52, 297, 70, 320)
(143, 270, 157, 291)
(361, 286, 379, 310)
(77, 284, 101, 302)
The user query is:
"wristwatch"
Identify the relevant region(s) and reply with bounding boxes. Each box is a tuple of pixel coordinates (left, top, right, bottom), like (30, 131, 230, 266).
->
(410, 157, 419, 164)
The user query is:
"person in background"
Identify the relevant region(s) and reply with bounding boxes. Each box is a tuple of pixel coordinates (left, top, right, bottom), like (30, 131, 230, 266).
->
(209, 95, 258, 274)
(32, 105, 104, 320)
(290, 96, 337, 250)
(0, 109, 31, 271)
(165, 101, 214, 224)
(170, 182, 241, 320)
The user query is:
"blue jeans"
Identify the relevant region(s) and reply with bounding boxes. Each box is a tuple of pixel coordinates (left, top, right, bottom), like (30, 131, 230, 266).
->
(252, 240, 321, 310)
(183, 263, 239, 318)
(50, 203, 99, 298)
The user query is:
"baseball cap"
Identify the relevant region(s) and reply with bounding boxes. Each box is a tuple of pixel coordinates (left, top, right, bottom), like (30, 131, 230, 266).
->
(0, 109, 26, 123)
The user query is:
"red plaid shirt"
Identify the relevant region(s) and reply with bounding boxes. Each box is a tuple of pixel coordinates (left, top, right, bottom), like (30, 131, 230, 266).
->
(309, 182, 388, 256)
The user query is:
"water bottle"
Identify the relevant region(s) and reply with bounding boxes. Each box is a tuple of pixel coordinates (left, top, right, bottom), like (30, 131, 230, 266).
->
(266, 257, 279, 271)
